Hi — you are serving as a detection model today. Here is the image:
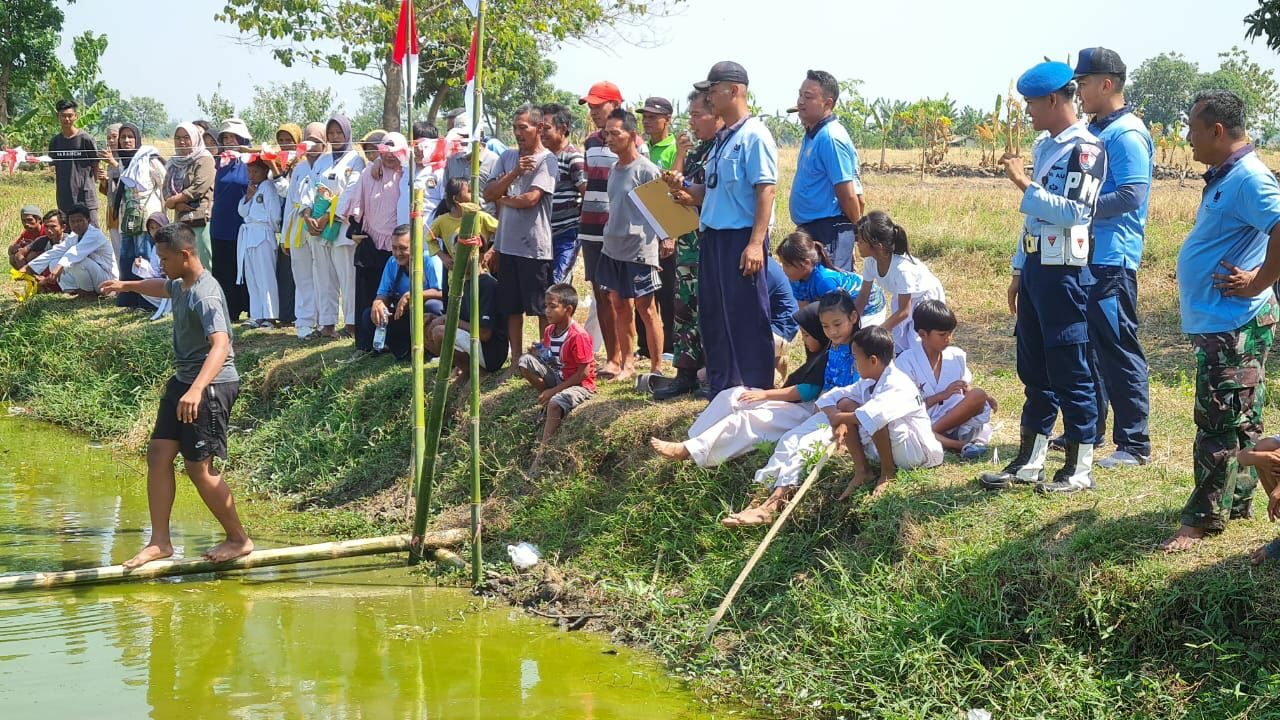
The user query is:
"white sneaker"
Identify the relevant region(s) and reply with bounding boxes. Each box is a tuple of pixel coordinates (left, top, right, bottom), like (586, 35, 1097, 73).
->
(1097, 450, 1147, 469)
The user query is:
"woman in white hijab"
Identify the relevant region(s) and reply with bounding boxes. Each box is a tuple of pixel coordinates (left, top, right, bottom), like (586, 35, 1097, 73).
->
(162, 122, 215, 268)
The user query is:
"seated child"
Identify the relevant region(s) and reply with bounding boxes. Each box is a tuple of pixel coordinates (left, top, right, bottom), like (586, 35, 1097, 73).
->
(895, 299, 996, 458)
(824, 325, 945, 500)
(134, 212, 173, 317)
(429, 178, 498, 273)
(426, 269, 510, 378)
(776, 229, 886, 325)
(854, 211, 945, 355)
(1237, 439, 1280, 565)
(7, 204, 43, 271)
(649, 302, 830, 466)
(516, 283, 596, 443)
(11, 209, 58, 283)
(721, 291, 862, 527)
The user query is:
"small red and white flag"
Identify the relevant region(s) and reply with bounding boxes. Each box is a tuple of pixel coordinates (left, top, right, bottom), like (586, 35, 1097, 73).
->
(460, 0, 479, 17)
(393, 0, 420, 103)
(462, 23, 482, 140)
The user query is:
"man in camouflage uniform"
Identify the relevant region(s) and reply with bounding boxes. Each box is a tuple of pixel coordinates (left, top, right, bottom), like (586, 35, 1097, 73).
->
(653, 90, 724, 401)
(1164, 90, 1280, 551)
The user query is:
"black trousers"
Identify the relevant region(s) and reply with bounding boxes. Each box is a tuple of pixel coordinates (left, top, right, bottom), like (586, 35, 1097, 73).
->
(211, 237, 248, 321)
(354, 242, 392, 323)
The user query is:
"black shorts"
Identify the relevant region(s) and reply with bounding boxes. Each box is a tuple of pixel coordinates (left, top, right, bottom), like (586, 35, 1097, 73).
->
(496, 253, 552, 317)
(581, 240, 604, 284)
(595, 255, 662, 299)
(152, 377, 239, 462)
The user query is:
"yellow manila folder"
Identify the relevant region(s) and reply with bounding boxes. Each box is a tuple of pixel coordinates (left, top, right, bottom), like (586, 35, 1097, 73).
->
(629, 178, 701, 239)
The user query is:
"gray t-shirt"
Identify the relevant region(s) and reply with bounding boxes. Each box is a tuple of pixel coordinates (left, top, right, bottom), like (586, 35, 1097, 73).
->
(491, 148, 557, 260)
(168, 272, 239, 384)
(443, 148, 500, 214)
(603, 156, 662, 267)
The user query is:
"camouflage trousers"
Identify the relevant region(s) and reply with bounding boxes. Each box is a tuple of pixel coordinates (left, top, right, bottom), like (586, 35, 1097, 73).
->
(672, 231, 702, 371)
(1183, 297, 1279, 531)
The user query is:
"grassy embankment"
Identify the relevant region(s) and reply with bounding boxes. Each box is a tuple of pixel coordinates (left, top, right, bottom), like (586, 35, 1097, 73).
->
(3, 154, 1280, 719)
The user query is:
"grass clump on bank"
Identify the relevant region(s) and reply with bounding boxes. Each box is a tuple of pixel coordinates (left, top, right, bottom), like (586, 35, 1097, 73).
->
(4, 169, 1280, 718)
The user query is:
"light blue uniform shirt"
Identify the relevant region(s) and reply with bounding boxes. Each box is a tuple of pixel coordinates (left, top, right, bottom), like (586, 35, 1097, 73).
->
(790, 115, 862, 224)
(1090, 111, 1153, 269)
(700, 116, 778, 231)
(1177, 150, 1280, 334)
(1011, 122, 1107, 271)
(789, 264, 886, 316)
(376, 252, 443, 300)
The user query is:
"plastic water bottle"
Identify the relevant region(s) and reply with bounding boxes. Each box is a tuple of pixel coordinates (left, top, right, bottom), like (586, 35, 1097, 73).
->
(372, 321, 388, 352)
(533, 342, 554, 366)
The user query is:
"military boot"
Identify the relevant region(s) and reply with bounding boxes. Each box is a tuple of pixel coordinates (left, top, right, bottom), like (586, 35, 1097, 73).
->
(979, 428, 1048, 490)
(1036, 442, 1095, 494)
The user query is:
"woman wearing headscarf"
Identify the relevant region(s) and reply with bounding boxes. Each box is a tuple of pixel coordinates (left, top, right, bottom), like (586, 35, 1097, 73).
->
(647, 303, 831, 471)
(112, 122, 166, 308)
(97, 123, 123, 260)
(210, 117, 253, 322)
(283, 122, 331, 339)
(310, 113, 365, 338)
(358, 130, 386, 165)
(162, 123, 215, 268)
(270, 122, 305, 326)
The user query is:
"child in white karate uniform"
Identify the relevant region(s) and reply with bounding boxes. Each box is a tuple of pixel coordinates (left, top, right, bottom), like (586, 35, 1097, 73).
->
(720, 291, 863, 527)
(237, 158, 283, 327)
(825, 325, 945, 500)
(854, 211, 945, 356)
(649, 302, 831, 467)
(895, 299, 996, 459)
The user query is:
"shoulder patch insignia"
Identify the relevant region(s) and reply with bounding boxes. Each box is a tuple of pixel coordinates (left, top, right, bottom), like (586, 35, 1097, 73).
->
(1078, 148, 1096, 171)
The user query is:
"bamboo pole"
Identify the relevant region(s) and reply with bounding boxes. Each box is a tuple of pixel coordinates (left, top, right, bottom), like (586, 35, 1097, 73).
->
(467, 0, 487, 589)
(702, 442, 835, 643)
(0, 531, 468, 592)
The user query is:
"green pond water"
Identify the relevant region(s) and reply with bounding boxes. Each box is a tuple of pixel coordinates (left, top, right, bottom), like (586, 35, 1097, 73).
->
(0, 416, 728, 719)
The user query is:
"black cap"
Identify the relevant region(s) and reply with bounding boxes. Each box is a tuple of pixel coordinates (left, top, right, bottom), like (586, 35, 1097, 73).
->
(1074, 47, 1126, 80)
(693, 61, 749, 91)
(638, 97, 673, 116)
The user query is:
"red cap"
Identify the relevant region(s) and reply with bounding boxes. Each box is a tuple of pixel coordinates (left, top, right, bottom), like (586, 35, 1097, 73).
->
(579, 81, 623, 106)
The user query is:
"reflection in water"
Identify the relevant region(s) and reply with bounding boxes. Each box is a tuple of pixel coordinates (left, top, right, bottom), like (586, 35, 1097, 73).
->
(0, 418, 725, 720)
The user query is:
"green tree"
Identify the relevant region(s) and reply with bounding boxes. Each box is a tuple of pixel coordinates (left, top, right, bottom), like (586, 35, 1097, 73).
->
(95, 95, 169, 138)
(832, 79, 871, 146)
(763, 113, 803, 146)
(195, 85, 237, 125)
(1128, 52, 1200, 128)
(242, 80, 342, 141)
(1197, 46, 1280, 138)
(0, 0, 69, 127)
(1, 31, 116, 149)
(215, 0, 681, 132)
(952, 104, 985, 140)
(1245, 0, 1280, 52)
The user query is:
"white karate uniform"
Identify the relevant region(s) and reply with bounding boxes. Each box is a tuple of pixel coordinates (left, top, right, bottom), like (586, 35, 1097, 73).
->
(132, 248, 171, 319)
(314, 151, 365, 327)
(863, 254, 945, 355)
(237, 181, 284, 321)
(282, 156, 329, 337)
(816, 361, 944, 469)
(895, 345, 993, 445)
(684, 387, 818, 468)
(28, 226, 118, 293)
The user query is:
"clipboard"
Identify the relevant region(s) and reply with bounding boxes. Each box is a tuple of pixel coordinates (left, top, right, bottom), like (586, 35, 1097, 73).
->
(629, 178, 700, 239)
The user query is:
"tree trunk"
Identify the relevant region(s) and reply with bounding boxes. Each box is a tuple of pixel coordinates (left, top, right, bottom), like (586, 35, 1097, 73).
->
(425, 88, 447, 127)
(879, 135, 887, 171)
(0, 65, 10, 127)
(382, 55, 403, 133)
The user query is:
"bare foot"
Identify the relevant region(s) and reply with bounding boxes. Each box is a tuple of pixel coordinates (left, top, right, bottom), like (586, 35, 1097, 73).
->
(122, 543, 174, 569)
(203, 536, 254, 563)
(599, 362, 623, 378)
(869, 478, 891, 499)
(1160, 525, 1207, 553)
(649, 437, 690, 460)
(320, 326, 338, 339)
(612, 369, 635, 383)
(837, 474, 870, 502)
(730, 504, 777, 527)
(1251, 538, 1280, 565)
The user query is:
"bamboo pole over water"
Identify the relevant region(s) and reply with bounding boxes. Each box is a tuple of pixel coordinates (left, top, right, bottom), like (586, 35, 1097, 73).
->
(0, 531, 467, 592)
(467, 0, 488, 589)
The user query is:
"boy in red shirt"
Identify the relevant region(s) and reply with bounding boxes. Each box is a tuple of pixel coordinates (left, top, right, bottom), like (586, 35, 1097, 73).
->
(8, 205, 43, 270)
(516, 282, 597, 442)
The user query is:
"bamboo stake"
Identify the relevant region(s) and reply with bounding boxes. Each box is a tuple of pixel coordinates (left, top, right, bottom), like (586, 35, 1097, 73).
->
(0, 531, 468, 592)
(702, 442, 834, 643)
(468, 0, 487, 589)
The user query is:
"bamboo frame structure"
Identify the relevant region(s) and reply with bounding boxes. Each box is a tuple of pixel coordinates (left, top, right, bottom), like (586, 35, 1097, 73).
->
(0, 531, 469, 592)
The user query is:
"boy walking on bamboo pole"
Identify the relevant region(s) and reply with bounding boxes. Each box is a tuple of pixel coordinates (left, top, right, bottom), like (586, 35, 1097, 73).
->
(100, 222, 253, 568)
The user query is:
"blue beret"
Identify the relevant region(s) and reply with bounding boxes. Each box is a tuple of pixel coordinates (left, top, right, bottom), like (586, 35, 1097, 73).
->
(1016, 61, 1074, 98)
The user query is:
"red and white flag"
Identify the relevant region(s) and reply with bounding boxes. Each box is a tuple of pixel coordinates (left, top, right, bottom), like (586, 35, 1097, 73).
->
(393, 0, 420, 103)
(462, 24, 482, 140)
(460, 0, 479, 17)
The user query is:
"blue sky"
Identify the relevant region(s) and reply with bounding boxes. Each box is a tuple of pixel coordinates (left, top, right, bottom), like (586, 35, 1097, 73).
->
(60, 0, 1280, 123)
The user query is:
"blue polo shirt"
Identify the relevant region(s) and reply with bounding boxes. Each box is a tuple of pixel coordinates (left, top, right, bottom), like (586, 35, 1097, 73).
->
(700, 116, 777, 231)
(790, 115, 861, 224)
(789, 264, 886, 316)
(765, 259, 799, 341)
(376, 252, 443, 300)
(1090, 110, 1153, 269)
(1177, 148, 1280, 334)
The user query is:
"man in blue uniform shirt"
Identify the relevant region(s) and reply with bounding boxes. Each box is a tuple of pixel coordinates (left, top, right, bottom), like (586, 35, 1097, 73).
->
(790, 69, 864, 270)
(980, 61, 1108, 494)
(1067, 47, 1155, 470)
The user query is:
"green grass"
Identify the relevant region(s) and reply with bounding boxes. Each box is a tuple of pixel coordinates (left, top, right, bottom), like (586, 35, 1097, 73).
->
(4, 161, 1280, 718)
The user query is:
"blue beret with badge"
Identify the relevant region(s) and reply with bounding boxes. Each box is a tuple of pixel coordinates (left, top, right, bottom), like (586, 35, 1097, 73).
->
(1016, 61, 1074, 98)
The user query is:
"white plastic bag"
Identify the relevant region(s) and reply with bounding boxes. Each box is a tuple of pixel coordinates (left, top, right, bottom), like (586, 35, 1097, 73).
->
(506, 542, 541, 570)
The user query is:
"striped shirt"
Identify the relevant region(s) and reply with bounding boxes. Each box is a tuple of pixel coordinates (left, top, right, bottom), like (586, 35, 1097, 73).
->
(550, 144, 586, 234)
(579, 131, 648, 244)
(548, 324, 568, 361)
